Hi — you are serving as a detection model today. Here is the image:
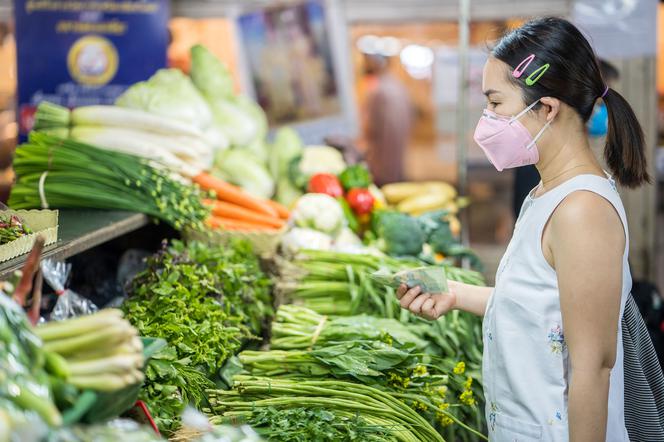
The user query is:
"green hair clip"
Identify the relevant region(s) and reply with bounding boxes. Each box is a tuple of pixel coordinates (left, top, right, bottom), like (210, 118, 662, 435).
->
(525, 63, 550, 86)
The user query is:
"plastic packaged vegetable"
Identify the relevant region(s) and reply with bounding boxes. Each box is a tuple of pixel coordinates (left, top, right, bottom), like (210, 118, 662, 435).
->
(42, 259, 98, 321)
(370, 266, 449, 293)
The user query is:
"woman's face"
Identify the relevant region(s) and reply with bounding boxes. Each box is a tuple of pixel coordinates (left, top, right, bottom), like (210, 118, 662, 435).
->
(481, 56, 545, 137)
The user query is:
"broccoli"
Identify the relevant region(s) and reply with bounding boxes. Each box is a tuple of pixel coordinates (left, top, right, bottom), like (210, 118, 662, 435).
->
(374, 211, 425, 256)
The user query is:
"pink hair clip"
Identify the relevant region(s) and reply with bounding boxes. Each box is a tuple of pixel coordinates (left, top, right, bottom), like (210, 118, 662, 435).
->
(512, 54, 535, 78)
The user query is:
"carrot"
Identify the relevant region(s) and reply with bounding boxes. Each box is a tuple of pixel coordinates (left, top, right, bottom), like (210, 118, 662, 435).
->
(206, 216, 278, 231)
(194, 173, 278, 218)
(204, 199, 285, 228)
(266, 199, 291, 220)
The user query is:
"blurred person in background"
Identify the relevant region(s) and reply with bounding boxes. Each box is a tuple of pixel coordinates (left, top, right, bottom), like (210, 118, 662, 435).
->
(513, 59, 620, 219)
(362, 53, 412, 186)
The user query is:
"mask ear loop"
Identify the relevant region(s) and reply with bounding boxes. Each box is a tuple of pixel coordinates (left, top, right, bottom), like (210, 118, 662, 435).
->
(510, 99, 542, 123)
(525, 119, 552, 150)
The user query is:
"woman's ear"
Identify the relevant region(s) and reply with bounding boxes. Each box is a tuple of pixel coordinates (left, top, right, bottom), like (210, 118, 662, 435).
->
(539, 96, 560, 122)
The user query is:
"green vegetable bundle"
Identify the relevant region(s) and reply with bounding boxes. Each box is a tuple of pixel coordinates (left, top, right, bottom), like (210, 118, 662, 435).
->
(35, 309, 144, 393)
(9, 132, 208, 230)
(253, 305, 485, 441)
(276, 250, 483, 360)
(123, 239, 272, 433)
(213, 406, 389, 442)
(207, 376, 443, 442)
(271, 304, 427, 351)
(0, 293, 61, 428)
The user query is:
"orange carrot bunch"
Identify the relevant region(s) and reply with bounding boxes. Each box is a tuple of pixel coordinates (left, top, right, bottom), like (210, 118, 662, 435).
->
(194, 173, 290, 232)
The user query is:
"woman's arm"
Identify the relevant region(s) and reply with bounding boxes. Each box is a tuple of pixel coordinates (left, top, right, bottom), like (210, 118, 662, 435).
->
(546, 191, 625, 442)
(396, 280, 493, 319)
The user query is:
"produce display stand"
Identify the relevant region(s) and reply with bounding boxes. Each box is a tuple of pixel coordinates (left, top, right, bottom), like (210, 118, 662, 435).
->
(0, 210, 149, 280)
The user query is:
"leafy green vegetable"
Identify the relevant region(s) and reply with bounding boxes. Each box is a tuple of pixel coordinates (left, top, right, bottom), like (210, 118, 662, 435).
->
(0, 294, 62, 428)
(123, 240, 272, 434)
(138, 345, 214, 434)
(190, 45, 265, 147)
(116, 69, 212, 130)
(125, 240, 272, 375)
(213, 149, 275, 199)
(269, 127, 304, 180)
(207, 99, 261, 147)
(209, 376, 443, 442)
(373, 211, 425, 257)
(190, 44, 235, 100)
(247, 407, 392, 442)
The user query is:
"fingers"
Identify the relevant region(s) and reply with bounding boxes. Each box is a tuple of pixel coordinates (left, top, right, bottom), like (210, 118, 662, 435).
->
(398, 286, 421, 308)
(421, 293, 456, 320)
(396, 284, 408, 299)
(407, 292, 431, 315)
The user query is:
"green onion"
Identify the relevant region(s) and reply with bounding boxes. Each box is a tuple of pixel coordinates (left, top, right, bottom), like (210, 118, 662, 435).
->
(9, 132, 209, 230)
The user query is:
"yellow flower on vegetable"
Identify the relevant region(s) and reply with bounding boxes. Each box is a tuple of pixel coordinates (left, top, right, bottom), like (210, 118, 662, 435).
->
(412, 364, 428, 377)
(460, 389, 476, 406)
(464, 376, 473, 390)
(437, 414, 454, 427)
(438, 402, 450, 411)
(453, 361, 466, 375)
(413, 401, 428, 412)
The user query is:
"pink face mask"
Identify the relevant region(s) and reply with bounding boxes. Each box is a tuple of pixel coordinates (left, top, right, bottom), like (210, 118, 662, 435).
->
(473, 100, 551, 171)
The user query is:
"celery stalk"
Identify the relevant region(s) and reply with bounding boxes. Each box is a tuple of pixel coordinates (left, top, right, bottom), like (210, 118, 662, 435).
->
(67, 354, 143, 376)
(42, 324, 135, 356)
(34, 309, 124, 342)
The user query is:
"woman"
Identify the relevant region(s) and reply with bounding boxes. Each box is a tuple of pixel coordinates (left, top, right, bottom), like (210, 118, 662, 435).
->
(397, 18, 664, 441)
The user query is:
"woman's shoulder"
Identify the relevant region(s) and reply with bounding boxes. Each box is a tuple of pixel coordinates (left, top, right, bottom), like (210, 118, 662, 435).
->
(550, 189, 625, 245)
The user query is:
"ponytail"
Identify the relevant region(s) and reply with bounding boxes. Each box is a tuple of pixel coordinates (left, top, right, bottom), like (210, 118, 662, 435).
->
(603, 88, 651, 188)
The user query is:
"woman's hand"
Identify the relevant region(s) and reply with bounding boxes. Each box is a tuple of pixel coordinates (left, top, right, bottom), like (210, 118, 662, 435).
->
(396, 284, 457, 320)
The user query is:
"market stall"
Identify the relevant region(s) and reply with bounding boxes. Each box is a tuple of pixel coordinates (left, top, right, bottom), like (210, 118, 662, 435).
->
(3, 0, 661, 442)
(0, 20, 494, 437)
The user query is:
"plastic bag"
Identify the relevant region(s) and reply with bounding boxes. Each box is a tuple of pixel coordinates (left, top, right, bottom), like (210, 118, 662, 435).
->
(42, 259, 98, 321)
(180, 407, 263, 442)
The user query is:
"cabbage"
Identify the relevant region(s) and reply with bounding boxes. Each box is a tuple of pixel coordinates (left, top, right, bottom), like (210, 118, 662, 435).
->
(190, 44, 234, 101)
(208, 99, 260, 147)
(190, 45, 267, 147)
(244, 137, 269, 165)
(235, 94, 268, 139)
(116, 69, 212, 130)
(269, 127, 303, 179)
(202, 125, 230, 151)
(213, 149, 275, 199)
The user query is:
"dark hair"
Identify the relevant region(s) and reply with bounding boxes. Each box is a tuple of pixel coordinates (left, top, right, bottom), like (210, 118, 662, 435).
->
(598, 59, 619, 83)
(492, 17, 650, 188)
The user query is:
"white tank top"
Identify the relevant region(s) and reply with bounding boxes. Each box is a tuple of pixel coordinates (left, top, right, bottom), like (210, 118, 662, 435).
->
(482, 174, 631, 441)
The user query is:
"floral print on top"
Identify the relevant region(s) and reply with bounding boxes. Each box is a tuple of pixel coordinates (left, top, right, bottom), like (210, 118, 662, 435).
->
(547, 324, 565, 354)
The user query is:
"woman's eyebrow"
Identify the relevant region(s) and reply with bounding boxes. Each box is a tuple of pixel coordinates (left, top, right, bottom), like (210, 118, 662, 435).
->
(483, 89, 500, 97)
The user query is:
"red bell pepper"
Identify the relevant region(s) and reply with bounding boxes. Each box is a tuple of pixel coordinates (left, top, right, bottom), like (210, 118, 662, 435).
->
(307, 174, 344, 198)
(346, 188, 375, 215)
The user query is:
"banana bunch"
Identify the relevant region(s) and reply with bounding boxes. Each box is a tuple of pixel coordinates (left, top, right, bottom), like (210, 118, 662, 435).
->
(382, 181, 458, 216)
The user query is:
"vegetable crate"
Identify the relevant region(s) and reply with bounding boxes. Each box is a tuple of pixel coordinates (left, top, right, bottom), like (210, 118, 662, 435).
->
(0, 209, 58, 262)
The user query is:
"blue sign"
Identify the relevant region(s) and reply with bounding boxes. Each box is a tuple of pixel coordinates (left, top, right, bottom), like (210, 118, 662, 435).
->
(14, 0, 169, 135)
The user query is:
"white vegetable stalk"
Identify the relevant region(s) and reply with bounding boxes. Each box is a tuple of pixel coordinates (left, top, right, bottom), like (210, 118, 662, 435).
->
(70, 127, 202, 178)
(72, 105, 204, 138)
